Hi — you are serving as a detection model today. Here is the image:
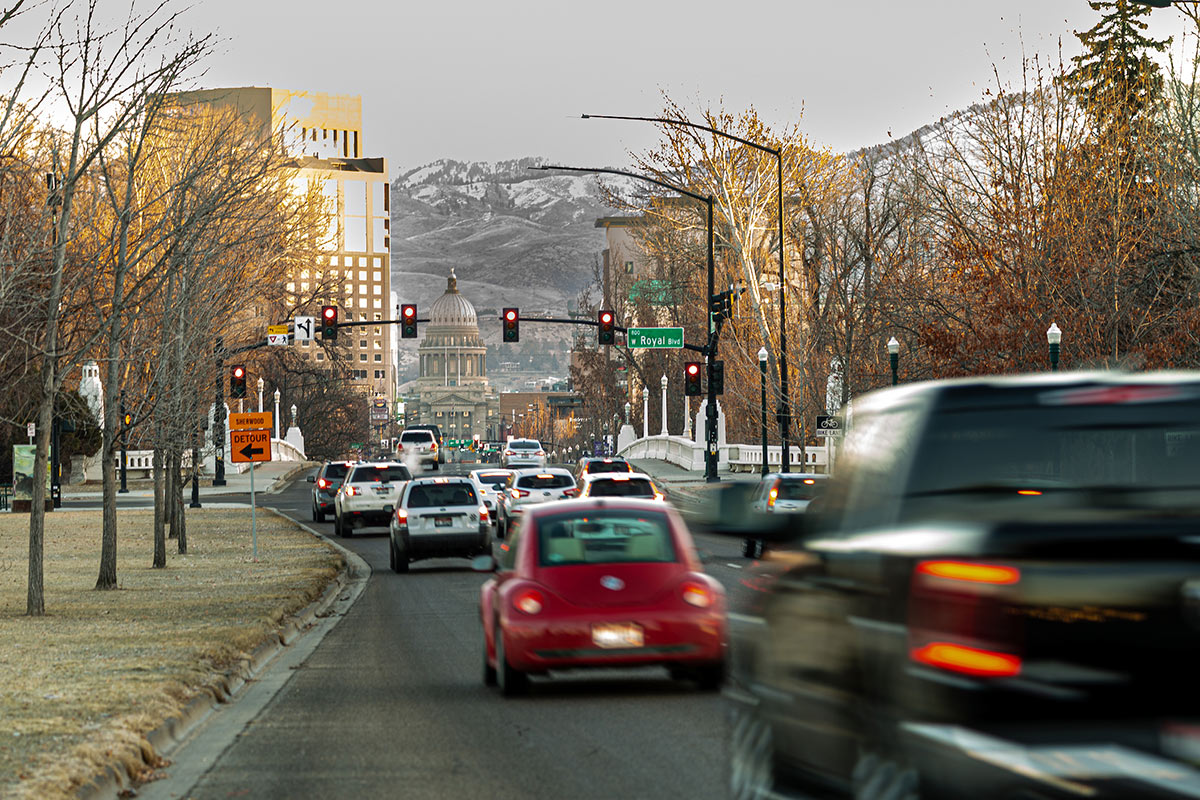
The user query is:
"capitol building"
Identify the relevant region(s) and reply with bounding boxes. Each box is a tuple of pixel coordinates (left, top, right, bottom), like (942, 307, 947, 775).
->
(413, 269, 500, 440)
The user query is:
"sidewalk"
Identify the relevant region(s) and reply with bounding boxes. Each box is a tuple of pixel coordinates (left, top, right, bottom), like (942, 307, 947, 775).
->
(60, 459, 316, 501)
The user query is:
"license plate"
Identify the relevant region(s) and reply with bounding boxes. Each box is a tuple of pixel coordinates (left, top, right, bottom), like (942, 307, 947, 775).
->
(434, 516, 452, 527)
(373, 486, 389, 495)
(592, 623, 643, 649)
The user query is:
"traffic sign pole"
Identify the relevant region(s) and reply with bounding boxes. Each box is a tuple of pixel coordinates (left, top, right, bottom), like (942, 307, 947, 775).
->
(250, 461, 257, 560)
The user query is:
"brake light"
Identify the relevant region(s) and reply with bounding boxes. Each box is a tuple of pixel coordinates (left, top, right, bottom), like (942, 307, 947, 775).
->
(767, 486, 778, 508)
(505, 450, 515, 456)
(431, 442, 438, 452)
(395, 508, 408, 523)
(611, 475, 630, 481)
(317, 478, 330, 489)
(479, 505, 488, 520)
(916, 561, 1020, 585)
(514, 589, 543, 615)
(911, 642, 1022, 678)
(654, 492, 665, 501)
(562, 488, 578, 498)
(510, 488, 529, 498)
(345, 486, 360, 496)
(536, 450, 545, 456)
(681, 580, 712, 608)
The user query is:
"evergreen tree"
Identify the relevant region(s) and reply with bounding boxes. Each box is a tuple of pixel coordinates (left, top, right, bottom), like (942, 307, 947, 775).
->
(1065, 0, 1170, 126)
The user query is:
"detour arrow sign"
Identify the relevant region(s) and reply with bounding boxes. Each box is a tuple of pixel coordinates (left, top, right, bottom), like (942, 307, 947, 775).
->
(230, 429, 271, 463)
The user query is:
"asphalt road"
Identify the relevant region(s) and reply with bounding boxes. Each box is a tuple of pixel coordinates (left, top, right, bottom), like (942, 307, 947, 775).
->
(137, 463, 755, 800)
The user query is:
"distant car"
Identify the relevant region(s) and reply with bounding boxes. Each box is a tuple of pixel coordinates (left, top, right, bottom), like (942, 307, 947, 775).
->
(389, 476, 491, 573)
(502, 438, 546, 469)
(307, 460, 354, 522)
(743, 473, 829, 557)
(495, 468, 577, 538)
(574, 457, 634, 480)
(333, 461, 412, 537)
(469, 469, 512, 525)
(398, 429, 440, 471)
(578, 472, 664, 501)
(406, 424, 445, 463)
(477, 498, 727, 696)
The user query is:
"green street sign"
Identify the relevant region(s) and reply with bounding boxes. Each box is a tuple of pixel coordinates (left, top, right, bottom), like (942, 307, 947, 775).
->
(626, 327, 685, 349)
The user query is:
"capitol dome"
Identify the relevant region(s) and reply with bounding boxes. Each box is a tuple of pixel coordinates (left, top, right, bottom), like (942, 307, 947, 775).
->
(428, 269, 477, 329)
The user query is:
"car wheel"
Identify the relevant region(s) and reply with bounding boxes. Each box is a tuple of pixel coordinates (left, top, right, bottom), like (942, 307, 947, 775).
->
(851, 750, 920, 800)
(495, 629, 528, 697)
(315, 507, 326, 523)
(728, 703, 775, 800)
(483, 638, 497, 687)
(311, 502, 318, 522)
(333, 512, 343, 537)
(388, 533, 396, 570)
(391, 536, 409, 574)
(695, 661, 725, 692)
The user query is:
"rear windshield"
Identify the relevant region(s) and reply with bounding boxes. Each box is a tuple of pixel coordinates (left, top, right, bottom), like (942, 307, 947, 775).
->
(323, 463, 350, 480)
(588, 478, 656, 497)
(585, 461, 632, 474)
(511, 441, 540, 450)
(475, 473, 509, 489)
(517, 474, 574, 489)
(537, 509, 676, 566)
(407, 483, 476, 508)
(400, 431, 433, 443)
(776, 479, 824, 501)
(349, 465, 411, 483)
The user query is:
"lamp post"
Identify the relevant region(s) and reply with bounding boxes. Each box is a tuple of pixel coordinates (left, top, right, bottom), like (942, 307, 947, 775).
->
(582, 113, 791, 472)
(212, 338, 226, 487)
(624, 401, 631, 425)
(888, 337, 900, 386)
(1047, 323, 1062, 372)
(660, 374, 668, 435)
(759, 347, 769, 476)
(257, 377, 264, 413)
(273, 389, 281, 439)
(533, 164, 719, 481)
(642, 386, 649, 439)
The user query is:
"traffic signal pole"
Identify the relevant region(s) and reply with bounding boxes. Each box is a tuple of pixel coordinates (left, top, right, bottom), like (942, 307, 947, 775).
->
(704, 195, 719, 482)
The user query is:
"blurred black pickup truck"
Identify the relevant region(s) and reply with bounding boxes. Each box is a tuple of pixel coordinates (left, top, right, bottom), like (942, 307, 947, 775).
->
(727, 372, 1200, 800)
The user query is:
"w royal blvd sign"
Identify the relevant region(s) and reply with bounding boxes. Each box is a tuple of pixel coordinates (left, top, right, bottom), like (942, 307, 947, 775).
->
(626, 327, 684, 349)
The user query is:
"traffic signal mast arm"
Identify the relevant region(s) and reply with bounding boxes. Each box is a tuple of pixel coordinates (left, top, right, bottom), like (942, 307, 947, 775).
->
(509, 315, 709, 354)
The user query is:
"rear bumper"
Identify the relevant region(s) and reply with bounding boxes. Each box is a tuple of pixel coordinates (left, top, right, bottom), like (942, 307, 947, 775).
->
(340, 508, 393, 525)
(504, 609, 725, 671)
(397, 528, 490, 560)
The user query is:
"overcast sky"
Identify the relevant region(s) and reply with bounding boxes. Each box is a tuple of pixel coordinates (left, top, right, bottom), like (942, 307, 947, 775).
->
(183, 1, 1195, 173)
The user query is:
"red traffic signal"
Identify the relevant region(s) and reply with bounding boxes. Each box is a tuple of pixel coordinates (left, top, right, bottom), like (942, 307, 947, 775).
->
(321, 305, 338, 340)
(400, 303, 417, 338)
(684, 362, 703, 396)
(502, 308, 519, 342)
(230, 364, 247, 398)
(598, 309, 615, 345)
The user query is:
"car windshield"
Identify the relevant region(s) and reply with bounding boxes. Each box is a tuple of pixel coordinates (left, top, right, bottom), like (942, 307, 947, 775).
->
(407, 483, 476, 508)
(511, 441, 540, 450)
(517, 474, 573, 489)
(400, 432, 432, 443)
(537, 509, 676, 566)
(475, 473, 509, 489)
(323, 463, 350, 480)
(905, 392, 1200, 512)
(776, 479, 824, 501)
(586, 461, 632, 474)
(349, 465, 411, 483)
(588, 478, 656, 497)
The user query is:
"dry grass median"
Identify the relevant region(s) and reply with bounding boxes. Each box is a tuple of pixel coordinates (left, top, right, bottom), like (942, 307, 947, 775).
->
(0, 507, 343, 800)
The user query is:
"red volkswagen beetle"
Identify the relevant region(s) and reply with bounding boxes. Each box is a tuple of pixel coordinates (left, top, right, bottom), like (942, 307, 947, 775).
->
(477, 498, 727, 696)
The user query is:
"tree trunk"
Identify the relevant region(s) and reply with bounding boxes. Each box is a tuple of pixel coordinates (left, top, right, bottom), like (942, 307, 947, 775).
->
(173, 450, 187, 554)
(152, 446, 165, 568)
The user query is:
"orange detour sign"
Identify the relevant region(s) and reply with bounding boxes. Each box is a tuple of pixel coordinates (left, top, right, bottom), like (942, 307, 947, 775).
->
(230, 429, 271, 463)
(229, 412, 272, 431)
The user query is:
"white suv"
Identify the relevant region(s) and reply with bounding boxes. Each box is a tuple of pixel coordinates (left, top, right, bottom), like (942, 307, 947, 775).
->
(469, 468, 512, 526)
(389, 477, 491, 573)
(398, 429, 440, 471)
(333, 462, 413, 537)
(495, 467, 577, 538)
(502, 438, 545, 468)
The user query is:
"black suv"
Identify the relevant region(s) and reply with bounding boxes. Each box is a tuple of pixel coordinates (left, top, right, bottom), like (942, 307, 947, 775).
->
(307, 460, 353, 522)
(727, 372, 1200, 800)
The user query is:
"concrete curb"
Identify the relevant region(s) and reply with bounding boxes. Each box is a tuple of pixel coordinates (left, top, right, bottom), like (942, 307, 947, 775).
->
(74, 508, 368, 800)
(263, 461, 318, 495)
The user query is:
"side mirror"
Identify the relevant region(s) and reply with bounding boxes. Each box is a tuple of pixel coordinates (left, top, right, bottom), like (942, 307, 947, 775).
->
(471, 554, 498, 573)
(307, 476, 316, 483)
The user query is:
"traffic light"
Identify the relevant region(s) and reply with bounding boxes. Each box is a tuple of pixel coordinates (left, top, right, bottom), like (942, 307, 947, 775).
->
(711, 360, 725, 395)
(123, 412, 132, 428)
(321, 305, 338, 340)
(598, 309, 615, 345)
(230, 365, 247, 399)
(400, 304, 417, 338)
(502, 308, 519, 342)
(684, 362, 703, 396)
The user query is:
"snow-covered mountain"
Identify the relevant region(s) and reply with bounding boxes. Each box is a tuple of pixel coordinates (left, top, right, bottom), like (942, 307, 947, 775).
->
(389, 157, 627, 380)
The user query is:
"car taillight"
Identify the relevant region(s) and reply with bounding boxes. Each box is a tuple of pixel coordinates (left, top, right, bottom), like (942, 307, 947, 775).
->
(514, 589, 543, 615)
(505, 450, 515, 456)
(345, 486, 360, 496)
(767, 486, 779, 508)
(478, 505, 488, 520)
(536, 450, 545, 456)
(510, 488, 529, 498)
(395, 508, 408, 523)
(911, 643, 1022, 678)
(680, 580, 712, 608)
(654, 492, 665, 501)
(562, 488, 578, 498)
(317, 478, 329, 489)
(431, 442, 438, 451)
(908, 560, 1023, 679)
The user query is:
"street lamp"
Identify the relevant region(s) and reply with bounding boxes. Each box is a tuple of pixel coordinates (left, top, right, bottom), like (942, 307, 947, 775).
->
(257, 377, 264, 413)
(660, 374, 668, 436)
(533, 164, 719, 482)
(642, 385, 650, 439)
(1047, 323, 1062, 372)
(582, 112, 792, 472)
(887, 337, 900, 386)
(624, 401, 631, 425)
(758, 347, 769, 476)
